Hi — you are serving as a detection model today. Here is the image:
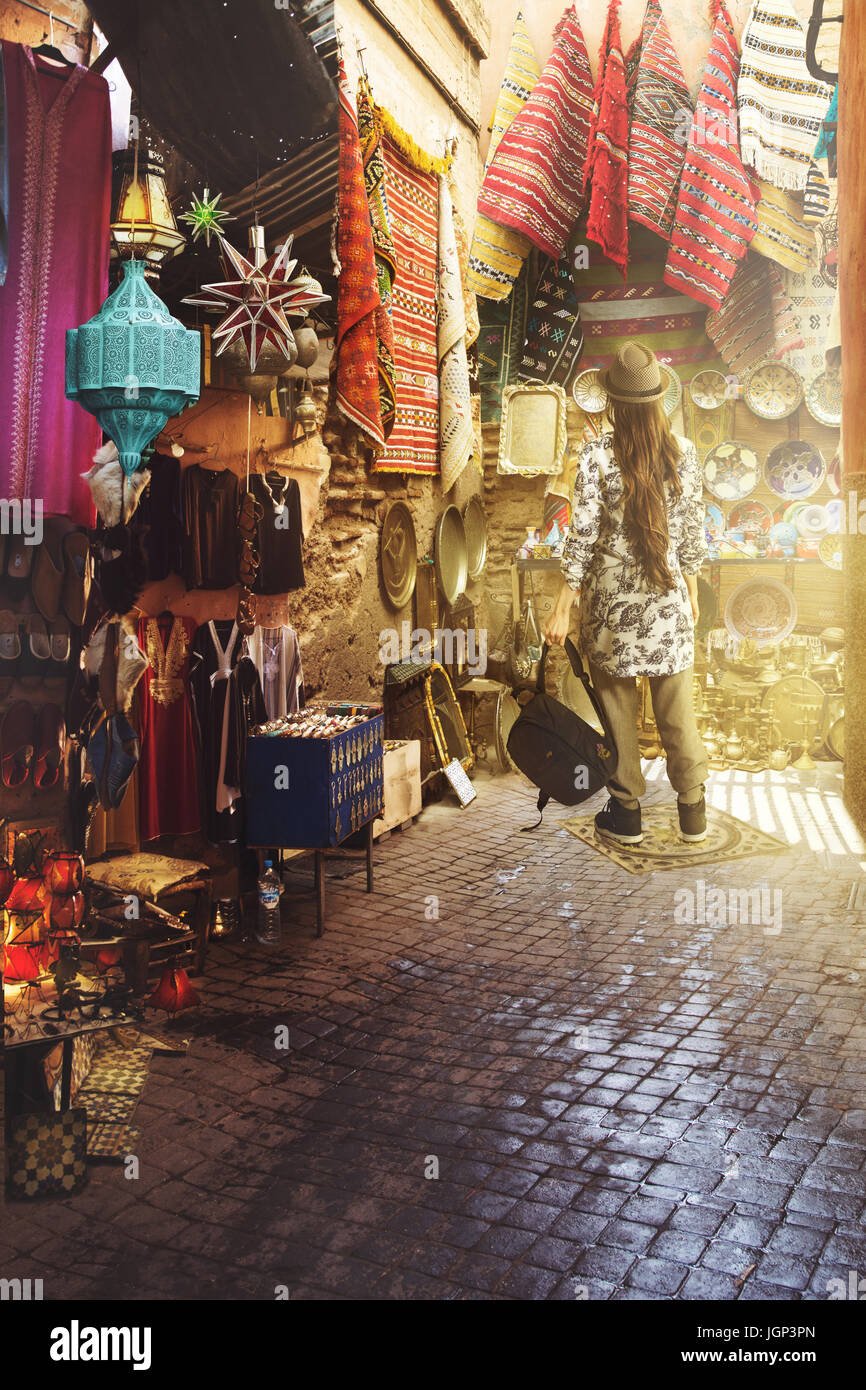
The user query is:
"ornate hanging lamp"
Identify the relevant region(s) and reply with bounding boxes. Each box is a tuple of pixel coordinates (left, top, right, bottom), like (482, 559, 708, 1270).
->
(109, 147, 186, 280)
(66, 259, 201, 478)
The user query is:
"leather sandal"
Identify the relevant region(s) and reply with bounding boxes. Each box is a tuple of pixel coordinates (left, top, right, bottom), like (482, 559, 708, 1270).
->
(0, 610, 22, 675)
(31, 517, 70, 622)
(33, 702, 65, 789)
(1, 700, 35, 788)
(62, 530, 92, 626)
(49, 615, 71, 672)
(18, 613, 51, 682)
(6, 533, 33, 584)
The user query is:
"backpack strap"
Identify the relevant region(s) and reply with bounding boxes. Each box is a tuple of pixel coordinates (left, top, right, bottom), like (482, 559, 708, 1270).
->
(561, 637, 617, 751)
(520, 789, 549, 832)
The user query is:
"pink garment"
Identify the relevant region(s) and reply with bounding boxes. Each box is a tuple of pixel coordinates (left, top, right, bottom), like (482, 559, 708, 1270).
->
(0, 43, 110, 523)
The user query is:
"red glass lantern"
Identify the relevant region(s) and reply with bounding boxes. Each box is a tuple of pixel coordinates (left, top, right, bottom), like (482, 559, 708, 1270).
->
(5, 876, 47, 914)
(46, 891, 85, 934)
(146, 966, 200, 1015)
(42, 852, 85, 896)
(3, 908, 51, 982)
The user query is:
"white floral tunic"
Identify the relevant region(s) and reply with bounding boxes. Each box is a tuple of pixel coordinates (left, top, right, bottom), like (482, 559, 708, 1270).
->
(561, 431, 707, 677)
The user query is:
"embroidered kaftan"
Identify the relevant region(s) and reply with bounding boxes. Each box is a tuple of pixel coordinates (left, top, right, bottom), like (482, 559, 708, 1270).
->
(560, 431, 706, 677)
(0, 43, 110, 522)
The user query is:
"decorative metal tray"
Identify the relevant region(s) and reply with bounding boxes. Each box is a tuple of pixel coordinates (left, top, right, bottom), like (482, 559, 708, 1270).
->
(499, 383, 568, 477)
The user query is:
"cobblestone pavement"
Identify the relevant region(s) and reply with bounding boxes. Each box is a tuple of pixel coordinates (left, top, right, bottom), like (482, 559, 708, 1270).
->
(3, 763, 866, 1301)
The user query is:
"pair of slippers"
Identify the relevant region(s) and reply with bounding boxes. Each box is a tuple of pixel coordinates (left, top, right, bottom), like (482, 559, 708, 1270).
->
(0, 700, 65, 790)
(0, 611, 71, 679)
(3, 519, 92, 627)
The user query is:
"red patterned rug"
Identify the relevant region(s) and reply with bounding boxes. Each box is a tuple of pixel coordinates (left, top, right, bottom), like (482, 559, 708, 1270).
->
(334, 64, 384, 450)
(476, 6, 594, 261)
(375, 139, 439, 475)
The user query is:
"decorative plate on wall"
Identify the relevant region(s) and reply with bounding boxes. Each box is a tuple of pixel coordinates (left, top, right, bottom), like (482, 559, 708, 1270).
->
(805, 367, 842, 427)
(819, 534, 843, 570)
(689, 369, 728, 410)
(571, 368, 608, 415)
(826, 451, 841, 496)
(662, 367, 682, 419)
(743, 361, 803, 420)
(702, 441, 760, 501)
(764, 440, 825, 499)
(727, 499, 774, 535)
(826, 499, 843, 532)
(379, 502, 417, 611)
(725, 578, 798, 648)
(796, 503, 829, 537)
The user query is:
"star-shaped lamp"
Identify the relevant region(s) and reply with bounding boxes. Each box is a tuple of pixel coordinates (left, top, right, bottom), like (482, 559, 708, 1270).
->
(182, 225, 331, 372)
(179, 187, 233, 248)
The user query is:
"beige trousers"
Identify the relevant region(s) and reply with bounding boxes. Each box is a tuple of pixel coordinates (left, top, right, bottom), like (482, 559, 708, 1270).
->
(589, 663, 708, 809)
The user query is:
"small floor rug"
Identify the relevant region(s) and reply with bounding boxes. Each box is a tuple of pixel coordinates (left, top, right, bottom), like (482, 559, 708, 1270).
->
(87, 1123, 141, 1161)
(562, 804, 788, 875)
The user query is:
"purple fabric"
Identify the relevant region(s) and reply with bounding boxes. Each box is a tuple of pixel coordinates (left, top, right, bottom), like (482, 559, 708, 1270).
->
(0, 43, 111, 523)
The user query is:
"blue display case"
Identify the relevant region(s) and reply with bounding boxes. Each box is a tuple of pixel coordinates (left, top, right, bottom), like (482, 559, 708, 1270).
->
(246, 706, 385, 848)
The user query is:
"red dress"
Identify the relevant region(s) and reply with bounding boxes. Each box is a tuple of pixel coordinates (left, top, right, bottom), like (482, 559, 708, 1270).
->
(137, 615, 201, 841)
(0, 43, 111, 522)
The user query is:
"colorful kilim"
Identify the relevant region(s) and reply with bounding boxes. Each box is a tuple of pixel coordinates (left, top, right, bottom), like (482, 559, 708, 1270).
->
(751, 179, 815, 271)
(768, 261, 805, 358)
(477, 6, 594, 261)
(448, 172, 479, 347)
(519, 251, 584, 389)
(375, 138, 439, 474)
(357, 79, 398, 441)
(627, 0, 693, 241)
(468, 10, 538, 301)
(575, 240, 719, 382)
(664, 0, 758, 311)
(478, 261, 528, 424)
(705, 253, 799, 373)
(584, 0, 629, 278)
(802, 161, 830, 225)
(438, 176, 475, 492)
(737, 0, 834, 192)
(782, 262, 837, 380)
(335, 64, 384, 450)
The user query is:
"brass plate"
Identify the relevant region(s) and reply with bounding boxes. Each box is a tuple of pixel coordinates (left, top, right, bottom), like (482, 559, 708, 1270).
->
(463, 495, 488, 580)
(498, 383, 567, 476)
(415, 559, 439, 643)
(380, 501, 417, 610)
(434, 505, 468, 607)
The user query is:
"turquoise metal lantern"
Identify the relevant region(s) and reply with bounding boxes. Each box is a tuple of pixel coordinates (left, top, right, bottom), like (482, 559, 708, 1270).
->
(66, 259, 200, 477)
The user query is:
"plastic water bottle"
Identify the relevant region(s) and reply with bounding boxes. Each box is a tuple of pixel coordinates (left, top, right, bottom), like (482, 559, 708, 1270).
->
(256, 860, 282, 947)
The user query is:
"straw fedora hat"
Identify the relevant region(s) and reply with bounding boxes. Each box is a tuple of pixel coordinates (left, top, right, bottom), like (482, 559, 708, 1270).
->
(600, 341, 670, 404)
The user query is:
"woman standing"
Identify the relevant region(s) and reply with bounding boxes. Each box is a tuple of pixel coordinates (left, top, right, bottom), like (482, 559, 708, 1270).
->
(545, 342, 709, 844)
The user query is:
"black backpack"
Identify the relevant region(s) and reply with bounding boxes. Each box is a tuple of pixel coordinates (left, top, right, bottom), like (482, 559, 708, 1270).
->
(506, 638, 618, 828)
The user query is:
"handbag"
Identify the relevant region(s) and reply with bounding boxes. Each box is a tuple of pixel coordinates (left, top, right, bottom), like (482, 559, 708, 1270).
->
(506, 638, 618, 827)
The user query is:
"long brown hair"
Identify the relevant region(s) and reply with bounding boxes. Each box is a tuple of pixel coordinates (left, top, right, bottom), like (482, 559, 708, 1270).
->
(608, 397, 683, 592)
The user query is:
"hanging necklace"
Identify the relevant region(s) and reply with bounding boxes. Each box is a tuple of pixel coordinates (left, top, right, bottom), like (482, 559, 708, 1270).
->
(261, 471, 289, 515)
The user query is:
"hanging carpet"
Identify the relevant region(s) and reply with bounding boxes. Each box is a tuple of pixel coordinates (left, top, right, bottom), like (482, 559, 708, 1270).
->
(357, 78, 398, 441)
(334, 63, 384, 451)
(664, 0, 758, 311)
(478, 261, 529, 425)
(627, 0, 693, 242)
(737, 0, 834, 192)
(468, 9, 539, 301)
(519, 250, 584, 390)
(476, 5, 594, 261)
(438, 175, 475, 492)
(374, 137, 439, 474)
(705, 252, 802, 374)
(583, 0, 630, 278)
(750, 179, 815, 272)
